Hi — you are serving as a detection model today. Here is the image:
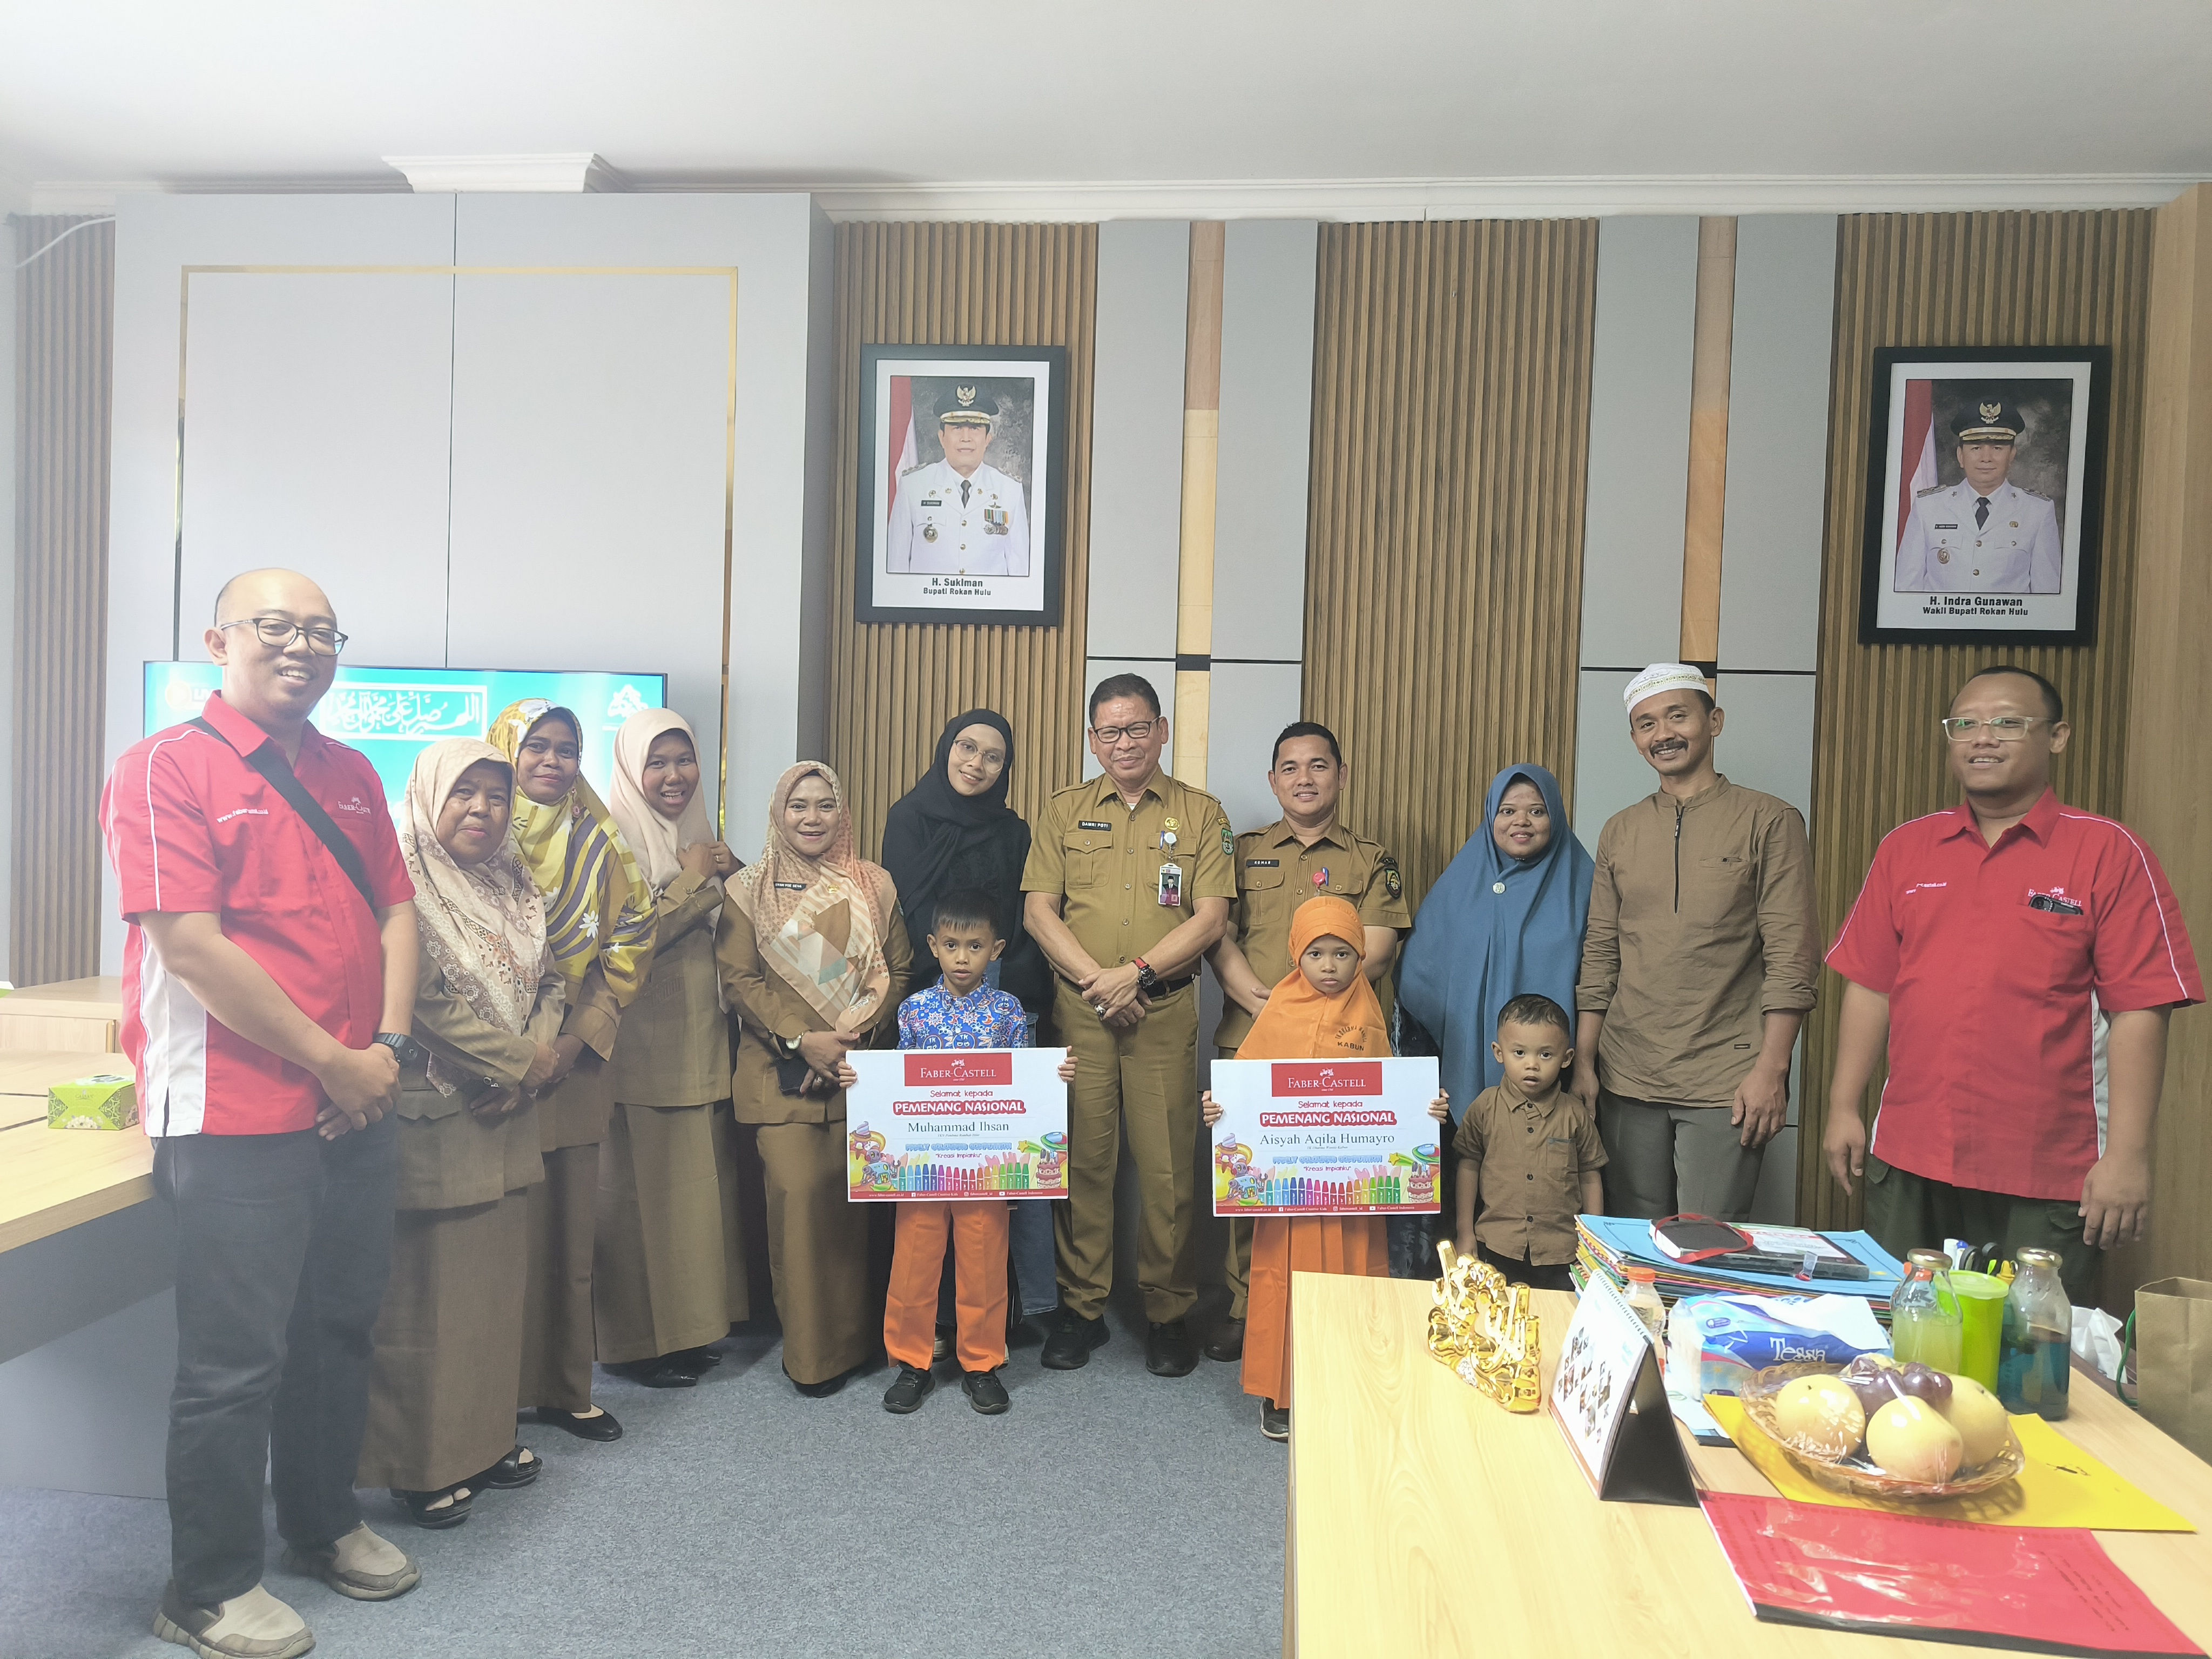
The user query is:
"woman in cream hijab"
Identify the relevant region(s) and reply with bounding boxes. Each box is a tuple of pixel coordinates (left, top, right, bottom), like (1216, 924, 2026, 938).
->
(597, 709, 748, 1388)
(717, 762, 911, 1396)
(358, 739, 565, 1527)
(488, 699, 657, 1442)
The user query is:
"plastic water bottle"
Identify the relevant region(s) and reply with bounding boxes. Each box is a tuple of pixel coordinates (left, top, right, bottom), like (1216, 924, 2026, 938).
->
(1623, 1266, 1665, 1342)
(1999, 1247, 2072, 1419)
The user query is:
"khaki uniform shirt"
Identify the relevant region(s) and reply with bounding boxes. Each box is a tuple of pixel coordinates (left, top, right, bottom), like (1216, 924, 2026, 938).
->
(611, 871, 731, 1109)
(1215, 817, 1413, 1054)
(1021, 770, 1237, 972)
(1574, 775, 1818, 1107)
(1452, 1079, 1607, 1267)
(716, 868, 912, 1127)
(396, 949, 565, 1211)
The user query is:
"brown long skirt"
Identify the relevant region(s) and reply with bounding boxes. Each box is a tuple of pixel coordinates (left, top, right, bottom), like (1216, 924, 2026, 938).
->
(595, 1099, 748, 1363)
(518, 1143, 599, 1412)
(757, 1119, 872, 1386)
(1242, 1214, 1389, 1409)
(358, 1192, 529, 1492)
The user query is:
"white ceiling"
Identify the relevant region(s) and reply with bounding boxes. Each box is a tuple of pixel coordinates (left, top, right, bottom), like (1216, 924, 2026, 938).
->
(3, 0, 2209, 216)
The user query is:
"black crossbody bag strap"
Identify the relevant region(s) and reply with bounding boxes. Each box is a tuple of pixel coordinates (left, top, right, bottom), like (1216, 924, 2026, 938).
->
(190, 717, 377, 910)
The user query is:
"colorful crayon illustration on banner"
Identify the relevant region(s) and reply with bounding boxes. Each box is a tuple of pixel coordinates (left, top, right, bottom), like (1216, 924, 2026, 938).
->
(1209, 1056, 1444, 1218)
(841, 1048, 1071, 1204)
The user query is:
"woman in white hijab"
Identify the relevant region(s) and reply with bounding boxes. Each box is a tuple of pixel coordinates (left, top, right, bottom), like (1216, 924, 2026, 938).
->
(595, 709, 748, 1391)
(356, 740, 566, 1529)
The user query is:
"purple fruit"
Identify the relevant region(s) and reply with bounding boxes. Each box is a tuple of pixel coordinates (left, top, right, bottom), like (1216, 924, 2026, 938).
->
(1895, 1364, 1953, 1407)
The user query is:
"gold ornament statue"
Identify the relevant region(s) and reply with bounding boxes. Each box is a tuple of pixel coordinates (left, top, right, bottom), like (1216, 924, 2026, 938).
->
(1426, 1241, 1543, 1412)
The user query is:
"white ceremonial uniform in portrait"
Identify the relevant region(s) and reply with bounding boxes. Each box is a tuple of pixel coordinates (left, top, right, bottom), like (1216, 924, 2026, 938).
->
(885, 458, 1031, 577)
(1894, 478, 2062, 594)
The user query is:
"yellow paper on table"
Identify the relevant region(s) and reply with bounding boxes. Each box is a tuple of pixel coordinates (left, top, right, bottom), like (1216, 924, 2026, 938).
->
(1705, 1393, 2195, 1532)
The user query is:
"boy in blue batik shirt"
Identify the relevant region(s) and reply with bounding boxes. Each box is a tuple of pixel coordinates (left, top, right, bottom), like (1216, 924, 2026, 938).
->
(841, 887, 1075, 1416)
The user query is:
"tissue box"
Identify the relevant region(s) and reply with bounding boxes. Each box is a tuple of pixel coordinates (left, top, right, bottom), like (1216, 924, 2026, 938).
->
(48, 1074, 138, 1130)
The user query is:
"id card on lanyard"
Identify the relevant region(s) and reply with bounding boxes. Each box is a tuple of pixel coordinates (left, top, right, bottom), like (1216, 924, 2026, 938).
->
(1158, 820, 1183, 908)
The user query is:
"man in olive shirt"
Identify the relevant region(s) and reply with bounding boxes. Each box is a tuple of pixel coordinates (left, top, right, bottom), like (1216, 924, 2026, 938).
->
(1573, 664, 1818, 1221)
(1203, 720, 1411, 1360)
(1024, 674, 1235, 1377)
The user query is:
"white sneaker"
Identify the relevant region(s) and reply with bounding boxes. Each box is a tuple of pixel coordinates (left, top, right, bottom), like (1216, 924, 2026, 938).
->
(154, 1580, 315, 1658)
(282, 1521, 422, 1600)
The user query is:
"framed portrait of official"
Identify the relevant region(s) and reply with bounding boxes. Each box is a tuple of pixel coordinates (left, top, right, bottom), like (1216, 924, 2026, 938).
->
(1857, 345, 2111, 646)
(854, 344, 1068, 626)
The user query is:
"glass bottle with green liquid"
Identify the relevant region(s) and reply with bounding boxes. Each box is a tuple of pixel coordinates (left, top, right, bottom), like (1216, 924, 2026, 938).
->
(1890, 1249, 1964, 1373)
(1998, 1246, 2071, 1419)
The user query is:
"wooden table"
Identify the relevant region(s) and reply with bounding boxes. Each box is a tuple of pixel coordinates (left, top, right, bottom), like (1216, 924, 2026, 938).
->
(0, 1050, 132, 1132)
(0, 1118, 155, 1253)
(1288, 1277, 2212, 1658)
(0, 976, 123, 1053)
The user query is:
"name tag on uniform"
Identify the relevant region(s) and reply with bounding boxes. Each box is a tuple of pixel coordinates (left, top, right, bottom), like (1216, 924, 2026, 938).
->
(1934, 523, 1958, 529)
(1245, 858, 1279, 868)
(920, 497, 942, 507)
(1078, 820, 1113, 832)
(773, 881, 808, 892)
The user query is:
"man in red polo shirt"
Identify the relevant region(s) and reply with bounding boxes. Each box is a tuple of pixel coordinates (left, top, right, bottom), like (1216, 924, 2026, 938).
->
(1824, 665, 2202, 1302)
(102, 569, 423, 1659)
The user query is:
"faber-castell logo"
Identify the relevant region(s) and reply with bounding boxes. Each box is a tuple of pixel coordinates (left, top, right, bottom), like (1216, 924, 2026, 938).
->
(1271, 1062, 1382, 1097)
(905, 1053, 1012, 1087)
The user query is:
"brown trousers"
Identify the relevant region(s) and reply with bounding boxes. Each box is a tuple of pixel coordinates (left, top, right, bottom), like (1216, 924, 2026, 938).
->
(518, 1144, 599, 1412)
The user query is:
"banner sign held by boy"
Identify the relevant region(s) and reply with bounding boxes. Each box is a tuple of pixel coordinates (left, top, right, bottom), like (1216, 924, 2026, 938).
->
(1209, 1055, 1442, 1217)
(845, 1048, 1071, 1202)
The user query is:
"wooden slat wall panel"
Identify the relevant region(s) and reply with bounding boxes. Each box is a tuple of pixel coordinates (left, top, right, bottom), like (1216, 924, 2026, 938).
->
(826, 223, 1097, 857)
(10, 215, 114, 986)
(1798, 210, 2154, 1230)
(1303, 219, 1599, 905)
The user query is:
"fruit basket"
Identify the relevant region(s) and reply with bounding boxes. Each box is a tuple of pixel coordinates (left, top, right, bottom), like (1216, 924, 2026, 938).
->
(1735, 1361, 2025, 1500)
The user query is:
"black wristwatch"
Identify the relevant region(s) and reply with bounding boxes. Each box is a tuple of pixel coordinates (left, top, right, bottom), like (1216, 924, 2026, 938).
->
(1134, 959, 1160, 995)
(373, 1031, 427, 1069)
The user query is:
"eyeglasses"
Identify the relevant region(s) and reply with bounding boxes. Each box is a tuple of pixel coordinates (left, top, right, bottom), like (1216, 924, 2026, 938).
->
(1090, 720, 1157, 745)
(219, 616, 348, 656)
(1939, 716, 2047, 743)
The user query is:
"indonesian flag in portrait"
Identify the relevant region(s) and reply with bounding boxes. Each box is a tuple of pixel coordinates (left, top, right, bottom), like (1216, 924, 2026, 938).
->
(886, 375, 917, 525)
(1896, 379, 1936, 547)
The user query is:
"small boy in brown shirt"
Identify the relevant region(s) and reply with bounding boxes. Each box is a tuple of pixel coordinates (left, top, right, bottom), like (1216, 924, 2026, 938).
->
(1453, 993, 1607, 1292)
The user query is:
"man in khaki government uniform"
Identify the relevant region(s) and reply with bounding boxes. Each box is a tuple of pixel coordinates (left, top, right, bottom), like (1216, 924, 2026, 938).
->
(1894, 396, 2063, 594)
(1202, 720, 1411, 1363)
(1024, 673, 1233, 1377)
(1574, 663, 1818, 1223)
(884, 386, 1033, 577)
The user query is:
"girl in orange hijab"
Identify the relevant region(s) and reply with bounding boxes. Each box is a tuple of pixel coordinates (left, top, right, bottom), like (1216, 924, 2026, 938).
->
(1202, 895, 1449, 1440)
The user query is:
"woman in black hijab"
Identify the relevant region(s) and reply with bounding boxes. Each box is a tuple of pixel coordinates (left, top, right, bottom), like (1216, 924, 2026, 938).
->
(879, 710, 1056, 1326)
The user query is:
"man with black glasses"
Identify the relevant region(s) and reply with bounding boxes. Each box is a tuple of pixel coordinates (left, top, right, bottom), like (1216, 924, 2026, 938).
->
(1824, 665, 2201, 1302)
(1023, 675, 1233, 1377)
(103, 570, 424, 1657)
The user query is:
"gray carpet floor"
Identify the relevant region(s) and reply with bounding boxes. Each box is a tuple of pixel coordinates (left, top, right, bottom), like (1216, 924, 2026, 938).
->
(0, 1287, 1285, 1659)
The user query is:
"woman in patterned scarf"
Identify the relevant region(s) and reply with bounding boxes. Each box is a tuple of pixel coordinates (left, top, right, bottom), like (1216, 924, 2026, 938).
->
(487, 699, 656, 1442)
(358, 739, 564, 1527)
(717, 761, 912, 1395)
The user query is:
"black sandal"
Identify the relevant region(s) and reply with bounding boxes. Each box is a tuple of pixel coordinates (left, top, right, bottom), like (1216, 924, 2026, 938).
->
(470, 1445, 541, 1490)
(392, 1483, 473, 1528)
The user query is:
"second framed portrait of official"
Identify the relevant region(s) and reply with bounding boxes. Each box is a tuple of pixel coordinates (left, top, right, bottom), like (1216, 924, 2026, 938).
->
(854, 344, 1068, 626)
(1858, 345, 2111, 646)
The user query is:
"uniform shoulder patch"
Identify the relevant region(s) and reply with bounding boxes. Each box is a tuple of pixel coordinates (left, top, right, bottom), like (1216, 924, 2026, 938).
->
(1379, 851, 1403, 899)
(2020, 488, 2052, 501)
(1916, 483, 1944, 497)
(901, 462, 927, 476)
(1221, 822, 1236, 860)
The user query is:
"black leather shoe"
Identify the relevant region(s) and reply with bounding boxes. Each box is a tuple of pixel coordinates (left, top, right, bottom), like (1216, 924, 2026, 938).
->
(670, 1345, 724, 1375)
(1146, 1318, 1198, 1377)
(882, 1363, 936, 1414)
(521, 1406, 623, 1442)
(962, 1368, 1011, 1415)
(1039, 1308, 1109, 1370)
(1204, 1317, 1245, 1363)
(611, 1358, 697, 1389)
(787, 1365, 849, 1398)
(470, 1444, 541, 1489)
(1262, 1399, 1291, 1441)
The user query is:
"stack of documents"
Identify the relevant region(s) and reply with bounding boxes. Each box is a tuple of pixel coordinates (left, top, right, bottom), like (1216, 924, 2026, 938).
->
(1574, 1215, 1904, 1320)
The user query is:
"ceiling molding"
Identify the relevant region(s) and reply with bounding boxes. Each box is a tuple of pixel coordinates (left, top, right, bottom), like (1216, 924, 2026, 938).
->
(383, 153, 624, 193)
(768, 172, 2209, 222)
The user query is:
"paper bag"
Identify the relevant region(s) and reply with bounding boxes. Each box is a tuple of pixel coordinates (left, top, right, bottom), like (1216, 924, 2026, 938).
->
(2134, 1277, 2212, 1462)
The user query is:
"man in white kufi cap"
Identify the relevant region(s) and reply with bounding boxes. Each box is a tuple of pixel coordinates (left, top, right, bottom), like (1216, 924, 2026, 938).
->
(1569, 664, 1819, 1222)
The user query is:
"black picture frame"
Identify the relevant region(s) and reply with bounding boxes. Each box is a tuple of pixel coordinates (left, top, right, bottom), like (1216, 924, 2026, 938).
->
(1857, 344, 2110, 646)
(854, 343, 1068, 627)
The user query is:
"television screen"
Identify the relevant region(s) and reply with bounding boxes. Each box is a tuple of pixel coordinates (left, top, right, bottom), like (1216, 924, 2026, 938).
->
(144, 663, 669, 808)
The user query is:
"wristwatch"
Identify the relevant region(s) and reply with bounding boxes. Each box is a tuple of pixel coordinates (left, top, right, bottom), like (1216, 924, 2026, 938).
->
(776, 1033, 805, 1058)
(1134, 959, 1160, 995)
(372, 1031, 427, 1069)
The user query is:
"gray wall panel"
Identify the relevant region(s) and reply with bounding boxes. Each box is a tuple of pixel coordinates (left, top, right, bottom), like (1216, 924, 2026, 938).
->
(1579, 216, 1698, 669)
(1719, 214, 1838, 673)
(1213, 220, 1317, 665)
(1086, 221, 1188, 662)
(1713, 671, 1817, 823)
(1572, 669, 1653, 854)
(1206, 660, 1305, 835)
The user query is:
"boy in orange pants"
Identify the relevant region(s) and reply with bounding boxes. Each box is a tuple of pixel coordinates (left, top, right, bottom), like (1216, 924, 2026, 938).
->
(845, 888, 1076, 1415)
